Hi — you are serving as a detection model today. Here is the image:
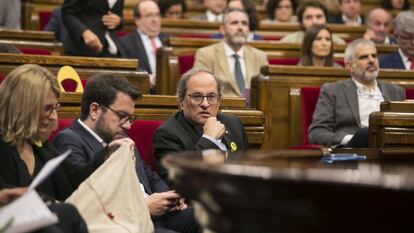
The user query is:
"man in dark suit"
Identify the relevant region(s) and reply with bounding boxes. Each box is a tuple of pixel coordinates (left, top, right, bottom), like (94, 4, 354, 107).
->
(379, 11, 414, 70)
(328, 0, 364, 25)
(309, 39, 405, 147)
(191, 0, 225, 22)
(363, 8, 396, 45)
(153, 68, 249, 178)
(52, 74, 200, 233)
(61, 0, 126, 57)
(121, 0, 167, 91)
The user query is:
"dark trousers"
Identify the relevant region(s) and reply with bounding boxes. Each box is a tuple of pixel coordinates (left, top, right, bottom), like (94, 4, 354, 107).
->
(346, 127, 369, 148)
(153, 207, 202, 233)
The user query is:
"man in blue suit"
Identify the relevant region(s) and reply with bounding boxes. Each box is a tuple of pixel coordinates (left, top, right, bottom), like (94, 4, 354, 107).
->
(52, 74, 200, 233)
(379, 11, 414, 70)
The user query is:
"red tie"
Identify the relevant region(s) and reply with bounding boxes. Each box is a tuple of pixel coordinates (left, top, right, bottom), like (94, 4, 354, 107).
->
(150, 37, 157, 56)
(410, 58, 414, 70)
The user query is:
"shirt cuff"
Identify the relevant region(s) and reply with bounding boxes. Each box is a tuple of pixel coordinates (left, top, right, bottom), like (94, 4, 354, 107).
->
(340, 134, 354, 145)
(201, 134, 227, 151)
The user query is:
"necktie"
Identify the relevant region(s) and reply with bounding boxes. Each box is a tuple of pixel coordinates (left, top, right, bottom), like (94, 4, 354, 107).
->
(410, 58, 414, 70)
(233, 54, 245, 94)
(150, 37, 157, 56)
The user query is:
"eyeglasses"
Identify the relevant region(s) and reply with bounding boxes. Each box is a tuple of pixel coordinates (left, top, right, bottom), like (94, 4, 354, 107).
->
(43, 103, 61, 116)
(187, 93, 221, 105)
(101, 105, 135, 125)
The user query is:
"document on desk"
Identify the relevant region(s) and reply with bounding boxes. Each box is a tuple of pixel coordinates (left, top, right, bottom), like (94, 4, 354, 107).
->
(28, 149, 72, 190)
(0, 190, 58, 233)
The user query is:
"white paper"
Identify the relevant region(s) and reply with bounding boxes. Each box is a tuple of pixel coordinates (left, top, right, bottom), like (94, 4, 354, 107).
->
(0, 190, 58, 233)
(28, 149, 72, 190)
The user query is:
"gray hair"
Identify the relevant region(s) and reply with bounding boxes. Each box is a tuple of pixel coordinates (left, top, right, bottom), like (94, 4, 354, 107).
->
(344, 39, 376, 64)
(222, 8, 249, 25)
(394, 11, 414, 35)
(177, 67, 224, 103)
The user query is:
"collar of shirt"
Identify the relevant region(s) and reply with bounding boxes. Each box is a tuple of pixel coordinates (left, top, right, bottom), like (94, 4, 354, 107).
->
(398, 48, 412, 70)
(341, 14, 362, 25)
(77, 119, 107, 147)
(352, 78, 379, 93)
(108, 0, 117, 9)
(206, 11, 223, 22)
(223, 42, 244, 58)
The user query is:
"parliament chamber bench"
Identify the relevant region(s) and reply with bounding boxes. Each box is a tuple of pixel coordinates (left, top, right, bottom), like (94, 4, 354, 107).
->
(0, 53, 150, 94)
(0, 29, 63, 55)
(370, 101, 414, 148)
(155, 37, 398, 95)
(250, 65, 414, 150)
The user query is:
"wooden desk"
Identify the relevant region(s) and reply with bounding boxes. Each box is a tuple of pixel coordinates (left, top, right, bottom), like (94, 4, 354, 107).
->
(59, 93, 265, 148)
(251, 66, 414, 149)
(0, 53, 150, 94)
(163, 149, 414, 233)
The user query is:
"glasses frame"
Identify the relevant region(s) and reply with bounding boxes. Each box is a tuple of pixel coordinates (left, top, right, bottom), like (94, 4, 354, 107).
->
(101, 104, 135, 125)
(43, 102, 61, 116)
(186, 93, 221, 105)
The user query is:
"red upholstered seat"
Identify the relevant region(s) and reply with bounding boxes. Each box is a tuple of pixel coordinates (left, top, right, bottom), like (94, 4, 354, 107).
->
(49, 118, 73, 140)
(178, 54, 196, 75)
(117, 31, 128, 37)
(405, 88, 414, 99)
(268, 58, 300, 66)
(60, 79, 88, 92)
(39, 11, 52, 30)
(20, 48, 52, 55)
(127, 120, 164, 172)
(261, 35, 282, 41)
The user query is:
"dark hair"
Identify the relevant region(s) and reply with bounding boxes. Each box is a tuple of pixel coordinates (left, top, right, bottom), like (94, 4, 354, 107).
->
(226, 0, 259, 31)
(158, 0, 187, 17)
(0, 43, 21, 54)
(296, 0, 328, 27)
(266, 0, 297, 20)
(80, 74, 142, 120)
(381, 0, 410, 10)
(300, 25, 334, 67)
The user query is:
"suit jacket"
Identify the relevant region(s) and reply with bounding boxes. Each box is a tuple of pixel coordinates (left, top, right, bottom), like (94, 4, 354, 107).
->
(120, 31, 168, 74)
(308, 79, 405, 146)
(193, 41, 268, 97)
(52, 120, 169, 194)
(328, 14, 365, 25)
(0, 137, 103, 201)
(379, 51, 407, 70)
(61, 0, 126, 57)
(153, 111, 248, 178)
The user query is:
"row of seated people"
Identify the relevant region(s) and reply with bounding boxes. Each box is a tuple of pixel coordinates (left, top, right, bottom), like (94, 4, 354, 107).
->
(0, 63, 251, 232)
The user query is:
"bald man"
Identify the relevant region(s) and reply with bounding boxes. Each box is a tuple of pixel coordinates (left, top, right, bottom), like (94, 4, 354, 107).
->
(363, 8, 396, 44)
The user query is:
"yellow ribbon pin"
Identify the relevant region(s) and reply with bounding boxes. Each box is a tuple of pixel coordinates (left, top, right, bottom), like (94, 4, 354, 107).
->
(230, 142, 237, 152)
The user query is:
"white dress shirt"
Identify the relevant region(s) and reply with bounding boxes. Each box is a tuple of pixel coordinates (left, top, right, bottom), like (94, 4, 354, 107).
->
(137, 29, 162, 75)
(206, 10, 223, 22)
(104, 0, 118, 55)
(341, 14, 362, 25)
(223, 43, 248, 88)
(398, 48, 412, 70)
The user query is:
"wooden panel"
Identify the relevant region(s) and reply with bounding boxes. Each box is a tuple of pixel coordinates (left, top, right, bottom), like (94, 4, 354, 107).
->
(59, 93, 265, 148)
(251, 66, 414, 149)
(0, 53, 150, 94)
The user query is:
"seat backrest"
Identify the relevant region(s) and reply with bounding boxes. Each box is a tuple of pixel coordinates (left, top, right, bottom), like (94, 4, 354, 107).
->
(20, 48, 52, 55)
(405, 88, 414, 99)
(268, 57, 300, 66)
(57, 66, 84, 92)
(300, 87, 321, 145)
(49, 118, 73, 140)
(127, 120, 164, 172)
(178, 54, 196, 75)
(39, 11, 52, 30)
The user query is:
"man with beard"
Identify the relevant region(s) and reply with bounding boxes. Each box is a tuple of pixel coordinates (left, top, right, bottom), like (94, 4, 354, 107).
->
(308, 39, 405, 147)
(52, 74, 201, 233)
(153, 68, 249, 178)
(193, 8, 268, 97)
(380, 11, 414, 70)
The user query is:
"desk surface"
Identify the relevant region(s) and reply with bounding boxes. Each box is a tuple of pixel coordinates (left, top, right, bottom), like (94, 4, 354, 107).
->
(163, 149, 414, 233)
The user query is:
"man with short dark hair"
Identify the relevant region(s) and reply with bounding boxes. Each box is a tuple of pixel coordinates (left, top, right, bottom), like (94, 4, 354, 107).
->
(121, 0, 168, 90)
(191, 0, 226, 22)
(309, 39, 404, 147)
(193, 8, 267, 97)
(328, 0, 364, 25)
(363, 8, 395, 44)
(379, 11, 414, 70)
(153, 68, 249, 178)
(53, 74, 201, 233)
(281, 0, 345, 44)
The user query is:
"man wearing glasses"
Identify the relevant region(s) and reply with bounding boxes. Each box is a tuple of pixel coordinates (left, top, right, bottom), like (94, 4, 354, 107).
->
(53, 74, 201, 233)
(153, 68, 249, 178)
(380, 11, 414, 70)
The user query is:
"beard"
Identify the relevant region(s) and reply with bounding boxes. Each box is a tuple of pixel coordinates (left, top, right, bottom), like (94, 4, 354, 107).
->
(352, 65, 379, 84)
(94, 116, 115, 144)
